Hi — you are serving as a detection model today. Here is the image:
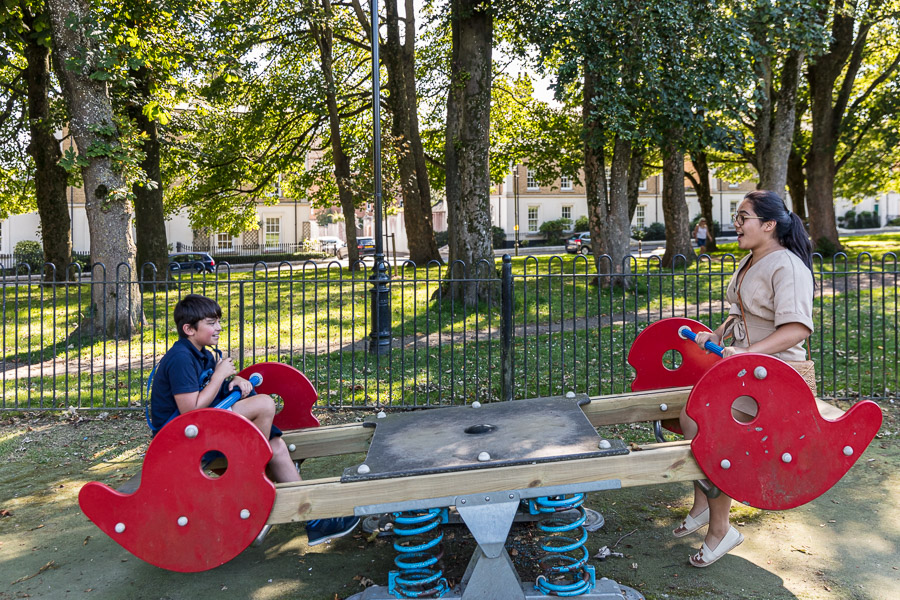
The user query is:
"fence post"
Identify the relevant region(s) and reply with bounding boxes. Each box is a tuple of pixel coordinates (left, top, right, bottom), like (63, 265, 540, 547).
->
(500, 254, 513, 401)
(238, 282, 245, 368)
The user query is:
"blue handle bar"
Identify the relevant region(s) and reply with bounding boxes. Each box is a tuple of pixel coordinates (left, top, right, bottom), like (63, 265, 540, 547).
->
(678, 327, 725, 358)
(214, 372, 263, 410)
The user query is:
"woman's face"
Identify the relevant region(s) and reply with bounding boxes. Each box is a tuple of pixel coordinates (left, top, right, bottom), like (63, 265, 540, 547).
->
(734, 199, 774, 251)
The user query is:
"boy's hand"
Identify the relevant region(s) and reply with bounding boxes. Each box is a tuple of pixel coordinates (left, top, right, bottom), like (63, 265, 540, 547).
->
(214, 355, 237, 379)
(229, 376, 253, 398)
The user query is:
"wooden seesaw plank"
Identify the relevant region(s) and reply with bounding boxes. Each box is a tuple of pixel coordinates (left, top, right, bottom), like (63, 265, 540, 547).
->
(280, 388, 693, 461)
(267, 440, 701, 523)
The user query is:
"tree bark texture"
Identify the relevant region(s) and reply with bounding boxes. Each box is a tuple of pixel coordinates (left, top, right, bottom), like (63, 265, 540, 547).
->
(583, 70, 632, 286)
(22, 8, 72, 281)
(689, 151, 716, 251)
(626, 146, 645, 223)
(383, 0, 440, 266)
(786, 144, 806, 220)
(661, 141, 694, 268)
(444, 0, 494, 305)
(312, 3, 360, 268)
(46, 0, 144, 338)
(128, 67, 170, 283)
(753, 49, 803, 199)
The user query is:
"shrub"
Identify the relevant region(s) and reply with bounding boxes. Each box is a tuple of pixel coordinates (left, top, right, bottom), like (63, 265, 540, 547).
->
(573, 216, 590, 232)
(815, 236, 841, 257)
(13, 240, 43, 272)
(492, 226, 507, 249)
(642, 222, 667, 241)
(434, 230, 450, 248)
(539, 218, 571, 244)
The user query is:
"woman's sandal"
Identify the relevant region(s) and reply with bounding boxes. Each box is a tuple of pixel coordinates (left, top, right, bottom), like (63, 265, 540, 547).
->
(673, 507, 709, 538)
(689, 526, 744, 567)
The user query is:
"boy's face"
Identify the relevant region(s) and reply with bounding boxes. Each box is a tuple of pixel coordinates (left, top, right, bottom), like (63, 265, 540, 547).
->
(184, 317, 222, 349)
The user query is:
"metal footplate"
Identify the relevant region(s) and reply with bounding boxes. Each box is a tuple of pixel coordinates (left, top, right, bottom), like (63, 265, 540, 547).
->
(344, 479, 644, 600)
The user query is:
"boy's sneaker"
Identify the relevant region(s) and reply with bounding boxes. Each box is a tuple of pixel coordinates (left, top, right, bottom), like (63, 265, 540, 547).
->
(306, 516, 360, 546)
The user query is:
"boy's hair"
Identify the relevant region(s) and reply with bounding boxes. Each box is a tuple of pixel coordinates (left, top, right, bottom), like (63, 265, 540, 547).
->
(174, 294, 222, 338)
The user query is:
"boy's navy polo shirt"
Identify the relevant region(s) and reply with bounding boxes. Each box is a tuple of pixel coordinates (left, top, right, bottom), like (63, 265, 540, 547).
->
(149, 338, 224, 432)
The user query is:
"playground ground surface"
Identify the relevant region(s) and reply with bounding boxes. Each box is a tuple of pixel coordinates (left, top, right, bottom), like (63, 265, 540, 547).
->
(0, 400, 897, 600)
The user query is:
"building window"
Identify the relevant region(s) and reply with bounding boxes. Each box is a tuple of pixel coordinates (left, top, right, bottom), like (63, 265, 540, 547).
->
(638, 179, 647, 191)
(268, 174, 283, 198)
(727, 181, 740, 189)
(216, 233, 234, 251)
(265, 217, 281, 247)
(560, 175, 572, 191)
(561, 205, 572, 224)
(729, 200, 738, 223)
(528, 206, 539, 232)
(636, 205, 646, 229)
(526, 169, 538, 190)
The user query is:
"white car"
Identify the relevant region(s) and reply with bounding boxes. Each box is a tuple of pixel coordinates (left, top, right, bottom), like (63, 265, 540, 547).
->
(315, 236, 346, 255)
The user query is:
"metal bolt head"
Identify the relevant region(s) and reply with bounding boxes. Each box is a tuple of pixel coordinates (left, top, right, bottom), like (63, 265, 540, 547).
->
(781, 453, 792, 463)
(357, 464, 371, 475)
(288, 443, 296, 452)
(114, 522, 126, 533)
(842, 446, 853, 456)
(184, 424, 199, 439)
(477, 451, 491, 462)
(565, 391, 576, 399)
(659, 403, 668, 412)
(484, 497, 490, 502)
(460, 499, 467, 504)
(240, 509, 250, 520)
(376, 411, 386, 419)
(754, 366, 768, 380)
(598, 439, 612, 449)
(177, 516, 188, 527)
(471, 401, 482, 408)
(509, 494, 515, 499)
(721, 459, 731, 470)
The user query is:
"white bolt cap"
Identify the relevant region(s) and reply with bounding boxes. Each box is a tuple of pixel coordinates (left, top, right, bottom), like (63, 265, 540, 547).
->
(471, 401, 481, 408)
(477, 451, 491, 462)
(754, 366, 768, 380)
(598, 439, 612, 449)
(659, 403, 668, 412)
(114, 522, 126, 533)
(288, 444, 297, 452)
(678, 326, 690, 340)
(721, 459, 731, 469)
(565, 391, 576, 399)
(842, 446, 853, 456)
(376, 411, 386, 419)
(240, 509, 250, 520)
(781, 453, 792, 463)
(184, 424, 199, 439)
(177, 516, 188, 527)
(357, 464, 371, 474)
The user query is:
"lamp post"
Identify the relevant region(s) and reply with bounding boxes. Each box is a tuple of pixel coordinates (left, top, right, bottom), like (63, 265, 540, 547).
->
(513, 165, 520, 256)
(368, 0, 391, 355)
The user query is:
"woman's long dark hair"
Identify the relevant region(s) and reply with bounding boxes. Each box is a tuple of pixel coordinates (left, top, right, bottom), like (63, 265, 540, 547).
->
(744, 190, 813, 272)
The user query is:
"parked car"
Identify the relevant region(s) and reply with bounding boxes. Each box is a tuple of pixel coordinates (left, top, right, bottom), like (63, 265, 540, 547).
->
(315, 236, 346, 256)
(340, 236, 376, 259)
(168, 252, 216, 273)
(565, 232, 592, 254)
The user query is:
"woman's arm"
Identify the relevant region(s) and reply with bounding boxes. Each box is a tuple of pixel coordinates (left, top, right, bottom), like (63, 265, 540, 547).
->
(722, 322, 811, 357)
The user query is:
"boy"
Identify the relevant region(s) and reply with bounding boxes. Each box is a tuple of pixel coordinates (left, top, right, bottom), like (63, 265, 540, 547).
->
(150, 294, 358, 545)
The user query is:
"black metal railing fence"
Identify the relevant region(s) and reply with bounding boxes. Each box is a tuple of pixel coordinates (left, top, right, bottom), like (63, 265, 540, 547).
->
(1, 252, 897, 412)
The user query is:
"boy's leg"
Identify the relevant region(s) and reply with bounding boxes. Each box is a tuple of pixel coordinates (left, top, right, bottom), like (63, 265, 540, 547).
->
(232, 394, 276, 438)
(268, 436, 301, 483)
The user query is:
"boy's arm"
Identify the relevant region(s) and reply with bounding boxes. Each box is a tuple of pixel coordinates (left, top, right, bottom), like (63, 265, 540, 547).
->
(174, 356, 236, 413)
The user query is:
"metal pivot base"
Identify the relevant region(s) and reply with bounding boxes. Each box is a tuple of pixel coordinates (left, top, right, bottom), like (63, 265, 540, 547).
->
(347, 485, 643, 600)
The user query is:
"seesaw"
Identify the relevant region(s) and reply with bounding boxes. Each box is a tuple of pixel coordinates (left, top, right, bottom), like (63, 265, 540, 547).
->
(79, 318, 882, 599)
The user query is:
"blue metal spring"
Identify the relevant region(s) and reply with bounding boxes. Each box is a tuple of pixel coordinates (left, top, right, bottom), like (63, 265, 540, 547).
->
(387, 508, 450, 599)
(530, 494, 596, 597)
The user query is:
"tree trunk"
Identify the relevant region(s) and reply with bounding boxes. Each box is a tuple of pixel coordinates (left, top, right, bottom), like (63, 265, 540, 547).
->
(46, 0, 144, 338)
(690, 150, 716, 251)
(661, 140, 694, 268)
(583, 70, 632, 286)
(444, 0, 494, 305)
(383, 0, 440, 266)
(786, 145, 806, 221)
(128, 66, 170, 283)
(22, 9, 72, 281)
(312, 2, 359, 268)
(755, 49, 803, 198)
(626, 146, 645, 223)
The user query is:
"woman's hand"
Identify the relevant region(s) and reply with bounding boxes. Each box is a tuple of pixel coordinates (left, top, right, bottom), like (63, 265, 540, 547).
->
(694, 331, 721, 353)
(722, 346, 749, 358)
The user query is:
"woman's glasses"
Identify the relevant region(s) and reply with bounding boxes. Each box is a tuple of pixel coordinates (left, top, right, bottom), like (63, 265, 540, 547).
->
(732, 214, 764, 227)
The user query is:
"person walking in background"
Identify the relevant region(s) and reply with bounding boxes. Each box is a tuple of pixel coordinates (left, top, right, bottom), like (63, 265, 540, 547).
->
(693, 218, 710, 254)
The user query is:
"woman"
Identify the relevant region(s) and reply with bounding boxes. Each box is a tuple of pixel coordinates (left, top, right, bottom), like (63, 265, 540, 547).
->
(675, 190, 815, 567)
(693, 218, 709, 254)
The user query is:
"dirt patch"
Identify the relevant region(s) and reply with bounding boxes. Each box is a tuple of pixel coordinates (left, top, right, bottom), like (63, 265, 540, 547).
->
(1, 402, 898, 600)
